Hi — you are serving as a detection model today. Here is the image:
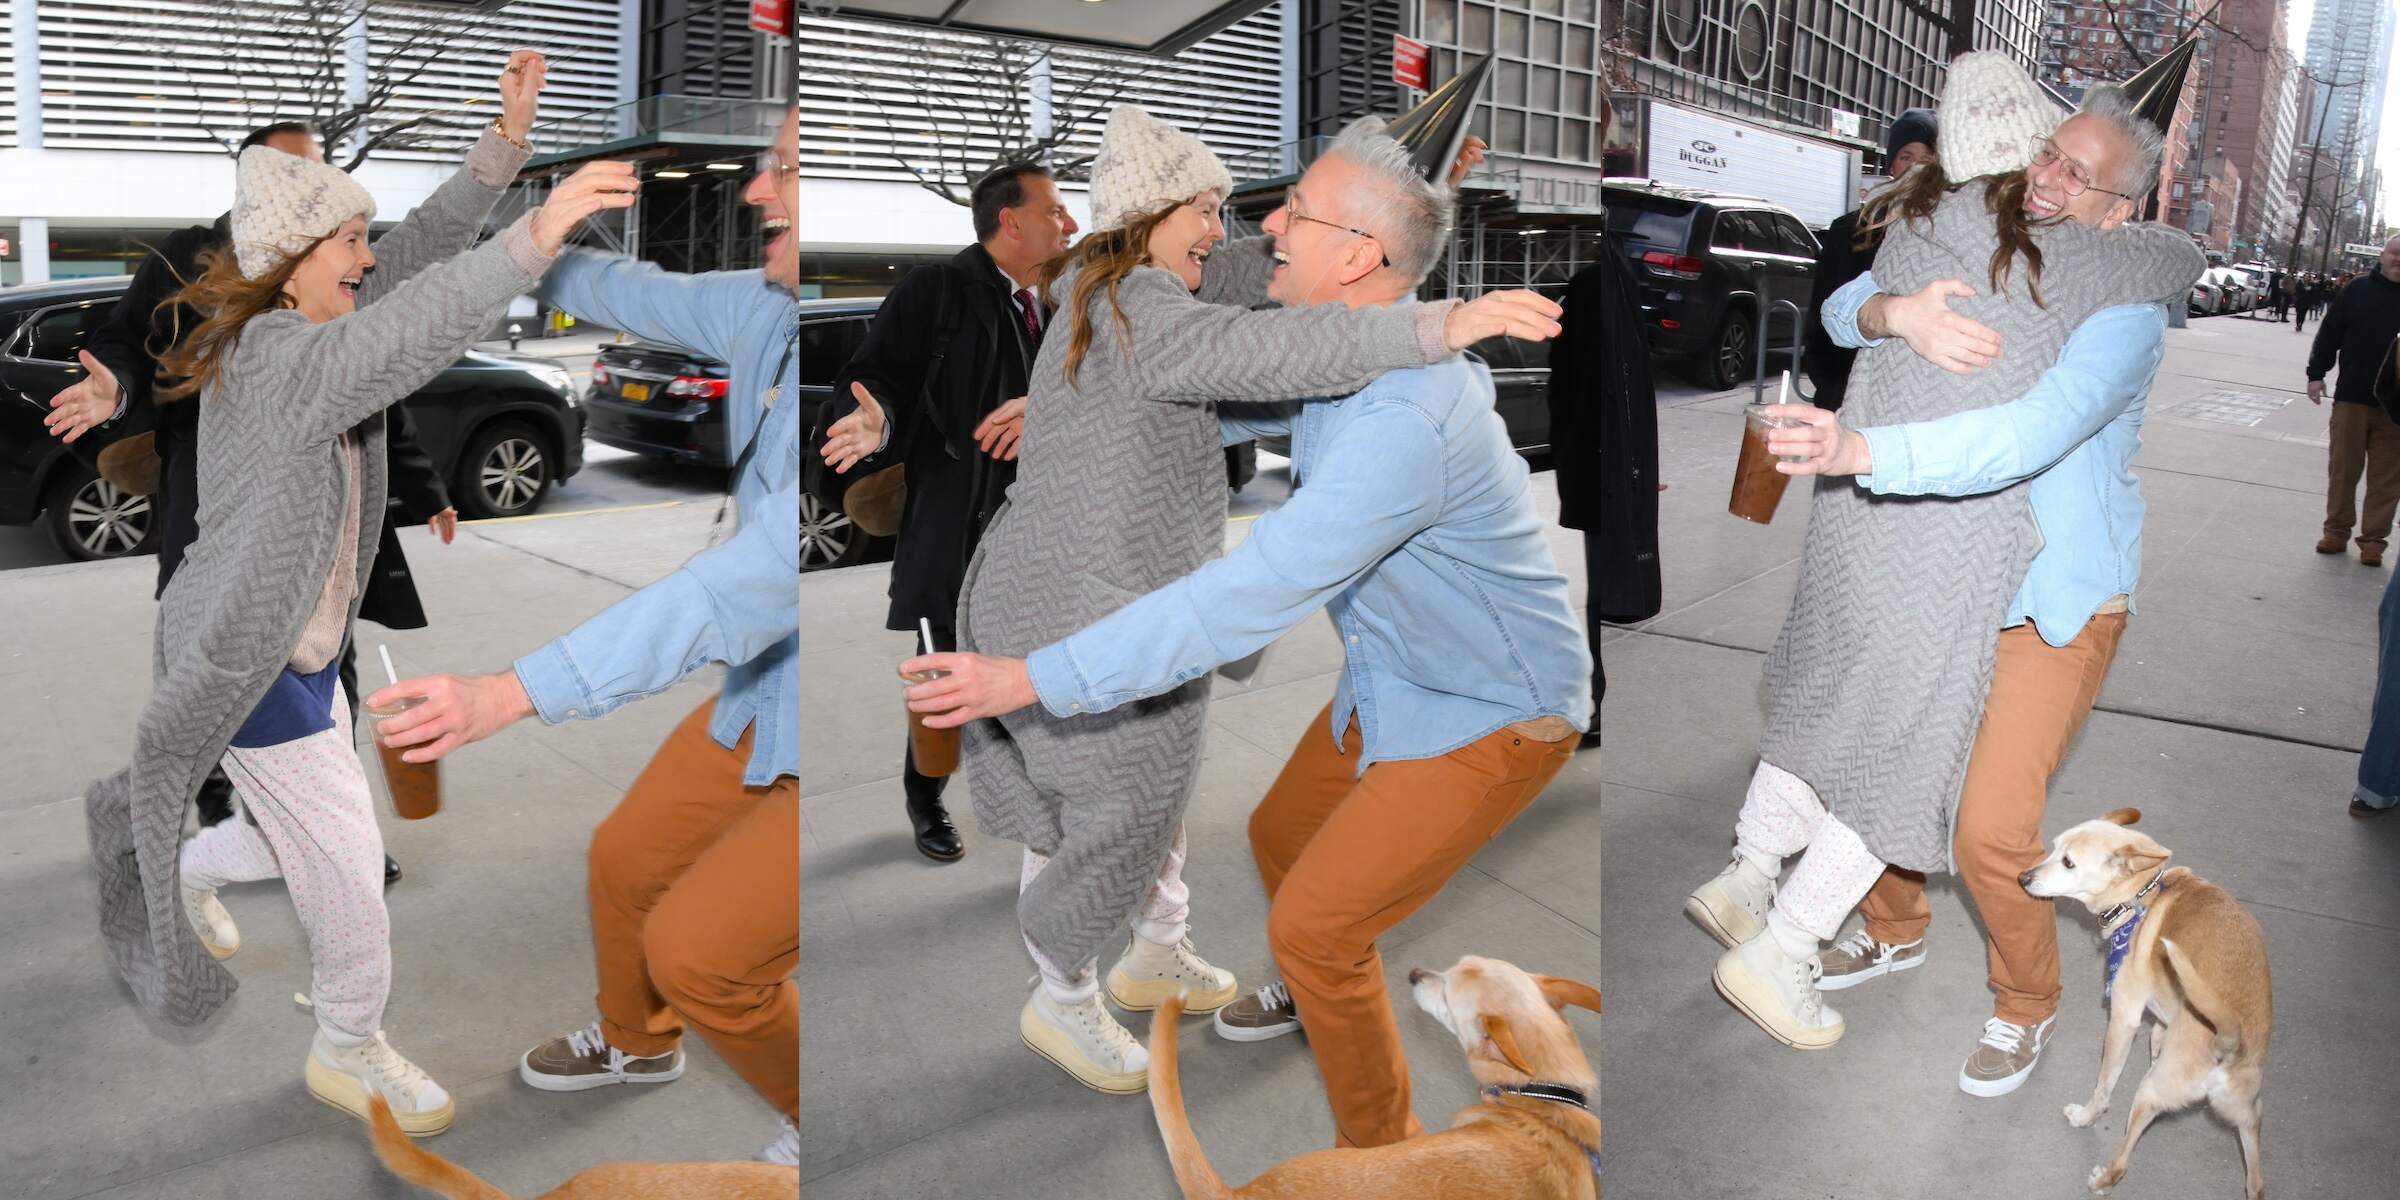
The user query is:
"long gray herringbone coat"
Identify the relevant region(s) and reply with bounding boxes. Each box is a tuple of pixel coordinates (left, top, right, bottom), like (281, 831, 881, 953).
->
(83, 133, 540, 1026)
(958, 236, 1454, 975)
(1758, 184, 2202, 872)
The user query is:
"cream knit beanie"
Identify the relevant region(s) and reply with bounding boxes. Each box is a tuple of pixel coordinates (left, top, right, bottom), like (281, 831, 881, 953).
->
(230, 145, 378, 279)
(1938, 51, 2060, 180)
(1086, 104, 1234, 234)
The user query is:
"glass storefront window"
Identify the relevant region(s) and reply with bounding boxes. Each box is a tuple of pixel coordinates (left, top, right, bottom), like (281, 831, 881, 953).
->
(1496, 107, 1526, 154)
(1532, 65, 1561, 109)
(1498, 9, 1528, 56)
(1533, 0, 1564, 14)
(1565, 72, 1591, 116)
(1569, 0, 1597, 19)
(1533, 18, 1562, 63)
(1498, 59, 1527, 106)
(1567, 24, 1593, 69)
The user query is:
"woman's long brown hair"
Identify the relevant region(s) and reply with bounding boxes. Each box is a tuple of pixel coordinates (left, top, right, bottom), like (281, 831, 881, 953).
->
(1037, 204, 1182, 389)
(1858, 165, 2055, 308)
(154, 237, 328, 401)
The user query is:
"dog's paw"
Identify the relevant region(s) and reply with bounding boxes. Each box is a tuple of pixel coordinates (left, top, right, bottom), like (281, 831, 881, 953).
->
(2087, 1164, 2122, 1193)
(2065, 1102, 2104, 1128)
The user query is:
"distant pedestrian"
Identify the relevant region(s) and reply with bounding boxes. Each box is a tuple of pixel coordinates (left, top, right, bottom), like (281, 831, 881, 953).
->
(2307, 236, 2400, 567)
(2296, 275, 2316, 332)
(1802, 108, 1937, 412)
(2269, 271, 2287, 321)
(2357, 336, 2400, 818)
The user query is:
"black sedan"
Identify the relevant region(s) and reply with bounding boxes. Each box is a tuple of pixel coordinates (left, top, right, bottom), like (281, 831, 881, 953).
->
(0, 276, 586, 560)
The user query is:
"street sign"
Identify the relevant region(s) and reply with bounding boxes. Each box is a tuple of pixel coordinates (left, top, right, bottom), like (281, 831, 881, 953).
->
(2345, 242, 2382, 256)
(750, 0, 791, 38)
(1393, 35, 1429, 91)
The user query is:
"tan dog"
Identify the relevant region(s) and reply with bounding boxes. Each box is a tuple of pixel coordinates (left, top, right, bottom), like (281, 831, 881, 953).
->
(2021, 808, 2272, 1199)
(1147, 956, 1603, 1199)
(366, 1095, 800, 1199)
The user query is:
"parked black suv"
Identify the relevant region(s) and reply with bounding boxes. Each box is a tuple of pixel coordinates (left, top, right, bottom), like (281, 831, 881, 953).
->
(0, 276, 587, 560)
(1603, 180, 1820, 390)
(794, 296, 1260, 573)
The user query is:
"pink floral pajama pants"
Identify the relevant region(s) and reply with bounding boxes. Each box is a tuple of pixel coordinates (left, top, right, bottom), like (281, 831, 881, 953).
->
(178, 685, 389, 1046)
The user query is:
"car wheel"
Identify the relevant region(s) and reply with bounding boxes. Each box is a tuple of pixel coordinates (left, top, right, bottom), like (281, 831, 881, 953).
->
(1705, 313, 1755, 390)
(453, 421, 553, 519)
(44, 465, 159, 562)
(799, 492, 870, 572)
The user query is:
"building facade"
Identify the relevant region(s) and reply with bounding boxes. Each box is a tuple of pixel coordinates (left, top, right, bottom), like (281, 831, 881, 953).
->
(0, 0, 636, 284)
(2301, 0, 2395, 244)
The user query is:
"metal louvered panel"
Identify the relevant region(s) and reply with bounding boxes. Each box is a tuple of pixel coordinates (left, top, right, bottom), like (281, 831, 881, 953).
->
(27, 0, 625, 157)
(797, 4, 1287, 187)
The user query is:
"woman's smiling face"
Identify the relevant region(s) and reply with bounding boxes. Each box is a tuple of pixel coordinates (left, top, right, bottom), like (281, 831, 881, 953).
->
(1146, 191, 1226, 291)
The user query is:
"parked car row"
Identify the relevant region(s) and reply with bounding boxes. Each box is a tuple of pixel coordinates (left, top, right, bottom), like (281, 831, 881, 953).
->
(0, 275, 588, 561)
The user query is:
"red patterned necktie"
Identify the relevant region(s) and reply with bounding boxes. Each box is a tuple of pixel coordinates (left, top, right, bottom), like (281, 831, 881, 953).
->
(1012, 287, 1042, 347)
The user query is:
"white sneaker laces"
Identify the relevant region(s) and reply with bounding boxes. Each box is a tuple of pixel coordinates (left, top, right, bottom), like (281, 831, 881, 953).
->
(359, 1032, 435, 1100)
(1252, 981, 1292, 1013)
(1067, 995, 1140, 1060)
(1829, 928, 1879, 962)
(1791, 956, 1827, 1021)
(1978, 1017, 2027, 1055)
(566, 1022, 640, 1073)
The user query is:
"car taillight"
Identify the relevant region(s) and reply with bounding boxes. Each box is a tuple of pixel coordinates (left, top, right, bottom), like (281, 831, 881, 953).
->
(665, 376, 730, 400)
(1640, 251, 1706, 279)
(591, 361, 609, 384)
(1660, 318, 1682, 330)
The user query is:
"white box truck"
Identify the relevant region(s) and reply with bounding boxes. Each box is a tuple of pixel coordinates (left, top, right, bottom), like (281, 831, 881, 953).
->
(1608, 96, 1861, 230)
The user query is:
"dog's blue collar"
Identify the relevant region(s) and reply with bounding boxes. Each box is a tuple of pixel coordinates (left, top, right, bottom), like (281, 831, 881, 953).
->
(2100, 858, 2172, 1003)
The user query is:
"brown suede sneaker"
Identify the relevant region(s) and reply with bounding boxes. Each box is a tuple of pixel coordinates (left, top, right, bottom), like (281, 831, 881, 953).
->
(1814, 927, 1926, 992)
(1212, 981, 1303, 1043)
(1959, 1015, 2056, 1097)
(519, 1022, 685, 1092)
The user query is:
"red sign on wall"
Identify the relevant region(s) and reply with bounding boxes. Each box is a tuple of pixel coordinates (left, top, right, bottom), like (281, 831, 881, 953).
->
(751, 0, 792, 38)
(1393, 35, 1429, 91)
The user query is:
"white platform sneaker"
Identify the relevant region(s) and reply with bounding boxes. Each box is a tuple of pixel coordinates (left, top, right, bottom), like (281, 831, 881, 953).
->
(305, 1030, 455, 1137)
(1019, 987, 1148, 1095)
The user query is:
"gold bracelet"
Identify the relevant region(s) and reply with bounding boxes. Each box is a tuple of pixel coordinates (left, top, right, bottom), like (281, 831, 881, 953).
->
(489, 118, 532, 152)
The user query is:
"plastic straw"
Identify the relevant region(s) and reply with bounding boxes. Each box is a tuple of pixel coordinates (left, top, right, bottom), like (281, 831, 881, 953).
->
(918, 617, 936, 656)
(1777, 370, 1790, 406)
(379, 644, 400, 688)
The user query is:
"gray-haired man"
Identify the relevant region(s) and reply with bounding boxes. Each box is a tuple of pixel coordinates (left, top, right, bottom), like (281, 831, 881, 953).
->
(902, 119, 1588, 1150)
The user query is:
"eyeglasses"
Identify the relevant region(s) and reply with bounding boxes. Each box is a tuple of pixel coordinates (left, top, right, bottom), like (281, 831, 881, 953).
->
(2031, 138, 2131, 201)
(1282, 186, 1391, 269)
(757, 150, 798, 181)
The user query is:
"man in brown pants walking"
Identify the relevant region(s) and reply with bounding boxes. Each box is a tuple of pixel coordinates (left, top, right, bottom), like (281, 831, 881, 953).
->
(2307, 237, 2400, 567)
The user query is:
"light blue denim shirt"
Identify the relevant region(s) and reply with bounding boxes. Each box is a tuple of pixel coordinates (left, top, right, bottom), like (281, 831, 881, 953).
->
(1823, 270, 2164, 647)
(512, 251, 798, 785)
(1026, 355, 1592, 773)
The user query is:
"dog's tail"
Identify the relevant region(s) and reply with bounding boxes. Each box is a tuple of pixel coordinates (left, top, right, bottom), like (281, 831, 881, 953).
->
(366, 1095, 511, 1200)
(2158, 937, 2248, 1062)
(1148, 995, 1237, 1200)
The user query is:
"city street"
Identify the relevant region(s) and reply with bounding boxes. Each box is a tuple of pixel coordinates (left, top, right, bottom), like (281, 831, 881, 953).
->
(799, 308, 2398, 1197)
(0, 499, 770, 1198)
(0, 329, 729, 573)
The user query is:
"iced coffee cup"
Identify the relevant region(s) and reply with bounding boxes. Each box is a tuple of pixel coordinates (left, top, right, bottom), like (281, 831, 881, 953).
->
(1728, 402, 1796, 524)
(366, 696, 442, 820)
(899, 664, 961, 777)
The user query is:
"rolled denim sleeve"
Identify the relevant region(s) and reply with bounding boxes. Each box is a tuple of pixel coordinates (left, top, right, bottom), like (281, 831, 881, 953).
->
(1858, 302, 2162, 497)
(536, 250, 753, 364)
(1823, 271, 1886, 350)
(1028, 405, 1446, 716)
(514, 477, 800, 723)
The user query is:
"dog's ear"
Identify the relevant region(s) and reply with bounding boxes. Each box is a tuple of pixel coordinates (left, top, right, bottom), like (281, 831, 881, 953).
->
(2103, 807, 2142, 827)
(2114, 843, 2168, 877)
(1479, 1013, 1535, 1076)
(1533, 975, 1603, 1015)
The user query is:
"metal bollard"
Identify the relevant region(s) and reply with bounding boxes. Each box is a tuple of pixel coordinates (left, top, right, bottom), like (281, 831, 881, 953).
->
(508, 322, 522, 351)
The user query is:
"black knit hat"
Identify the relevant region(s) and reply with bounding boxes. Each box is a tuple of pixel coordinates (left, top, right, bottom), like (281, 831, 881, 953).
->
(1885, 108, 1939, 164)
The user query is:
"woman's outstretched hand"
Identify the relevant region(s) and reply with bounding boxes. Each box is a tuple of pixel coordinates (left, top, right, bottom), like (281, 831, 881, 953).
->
(900, 652, 1037, 729)
(498, 51, 548, 143)
(1444, 289, 1564, 350)
(532, 161, 641, 256)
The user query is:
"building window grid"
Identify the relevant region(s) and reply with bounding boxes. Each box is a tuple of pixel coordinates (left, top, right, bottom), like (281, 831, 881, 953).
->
(1416, 0, 1605, 166)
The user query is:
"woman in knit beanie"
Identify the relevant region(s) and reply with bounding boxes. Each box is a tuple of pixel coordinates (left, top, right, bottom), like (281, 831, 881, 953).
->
(1687, 54, 2207, 1066)
(77, 51, 636, 1139)
(948, 103, 1562, 1094)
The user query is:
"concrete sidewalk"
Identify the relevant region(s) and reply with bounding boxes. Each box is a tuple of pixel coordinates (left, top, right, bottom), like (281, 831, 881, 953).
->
(800, 310, 2398, 1197)
(0, 499, 782, 1199)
